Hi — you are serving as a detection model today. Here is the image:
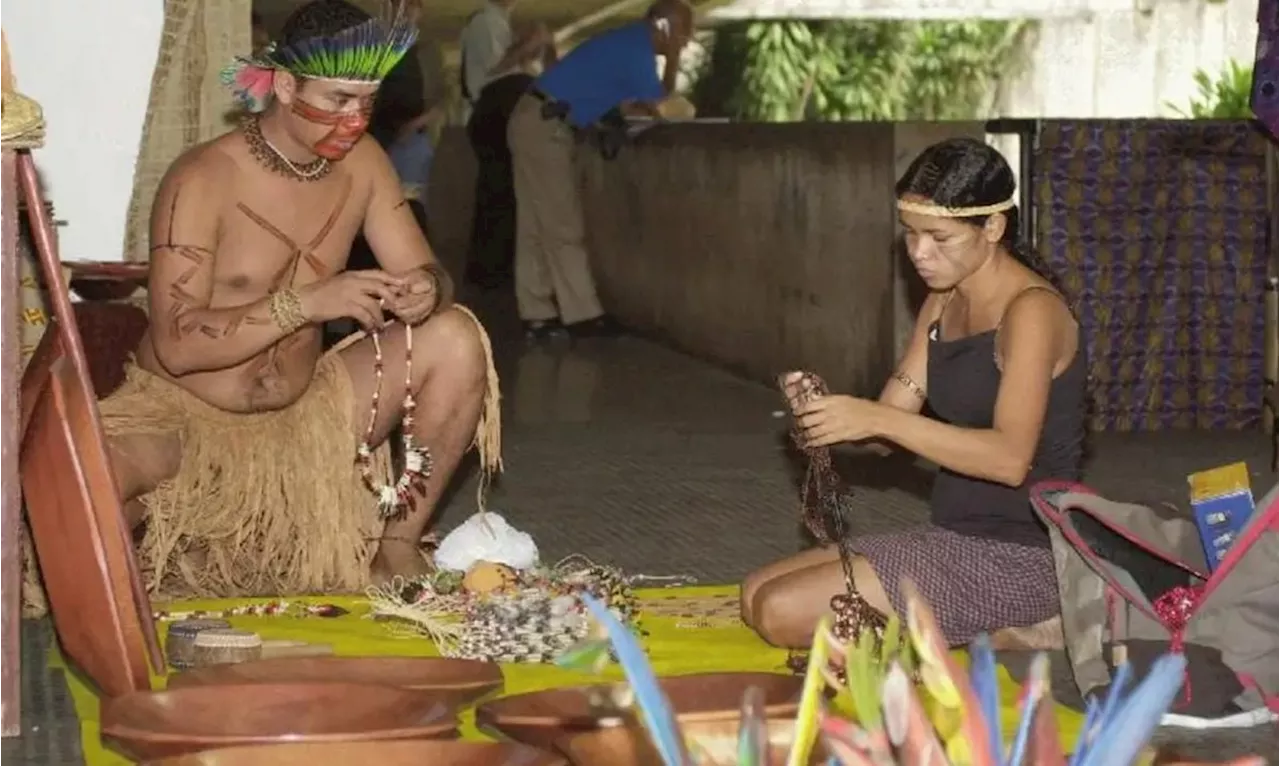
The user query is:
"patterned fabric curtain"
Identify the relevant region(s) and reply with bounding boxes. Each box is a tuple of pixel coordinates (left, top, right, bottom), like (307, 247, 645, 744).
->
(1253, 0, 1277, 141)
(122, 0, 251, 262)
(1036, 121, 1271, 432)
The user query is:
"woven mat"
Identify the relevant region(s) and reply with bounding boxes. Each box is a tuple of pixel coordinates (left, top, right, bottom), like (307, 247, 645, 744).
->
(51, 585, 1084, 764)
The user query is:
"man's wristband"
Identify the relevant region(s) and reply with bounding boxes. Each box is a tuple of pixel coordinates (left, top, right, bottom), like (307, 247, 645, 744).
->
(268, 289, 308, 334)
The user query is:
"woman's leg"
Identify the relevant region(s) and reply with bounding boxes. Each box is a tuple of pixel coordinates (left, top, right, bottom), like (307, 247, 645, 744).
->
(740, 545, 840, 627)
(750, 555, 893, 649)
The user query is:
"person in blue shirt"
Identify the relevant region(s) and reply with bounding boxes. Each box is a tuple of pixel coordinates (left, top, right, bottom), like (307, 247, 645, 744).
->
(506, 0, 692, 340)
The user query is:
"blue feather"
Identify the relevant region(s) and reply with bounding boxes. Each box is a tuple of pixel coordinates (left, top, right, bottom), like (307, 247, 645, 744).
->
(1005, 653, 1048, 766)
(968, 633, 1002, 759)
(1067, 696, 1100, 766)
(1078, 654, 1187, 766)
(581, 594, 686, 766)
(1095, 662, 1132, 733)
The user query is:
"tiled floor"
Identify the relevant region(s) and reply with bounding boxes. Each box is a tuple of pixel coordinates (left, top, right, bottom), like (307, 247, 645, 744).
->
(4, 293, 1277, 764)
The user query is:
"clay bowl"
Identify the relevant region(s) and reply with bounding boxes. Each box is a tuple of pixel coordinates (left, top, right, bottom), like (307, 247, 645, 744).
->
(67, 260, 150, 301)
(557, 718, 825, 766)
(143, 740, 567, 765)
(167, 656, 503, 708)
(475, 672, 804, 750)
(101, 682, 459, 761)
(70, 278, 142, 301)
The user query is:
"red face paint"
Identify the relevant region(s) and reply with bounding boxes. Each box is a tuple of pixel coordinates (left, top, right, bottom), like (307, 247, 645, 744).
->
(291, 99, 372, 160)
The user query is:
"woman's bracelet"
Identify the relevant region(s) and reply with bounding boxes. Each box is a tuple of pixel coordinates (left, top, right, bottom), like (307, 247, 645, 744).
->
(893, 370, 926, 401)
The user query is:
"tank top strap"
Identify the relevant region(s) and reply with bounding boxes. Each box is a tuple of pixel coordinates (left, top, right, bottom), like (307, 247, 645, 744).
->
(992, 283, 1070, 368)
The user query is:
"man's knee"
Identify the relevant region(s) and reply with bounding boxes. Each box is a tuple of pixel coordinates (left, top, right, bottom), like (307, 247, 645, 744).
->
(419, 308, 487, 378)
(107, 432, 179, 503)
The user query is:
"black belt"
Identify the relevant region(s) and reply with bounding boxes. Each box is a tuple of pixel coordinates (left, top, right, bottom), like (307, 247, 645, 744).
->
(529, 88, 570, 122)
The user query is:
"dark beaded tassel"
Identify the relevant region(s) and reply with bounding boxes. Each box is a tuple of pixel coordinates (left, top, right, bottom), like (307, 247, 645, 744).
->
(781, 372, 892, 683)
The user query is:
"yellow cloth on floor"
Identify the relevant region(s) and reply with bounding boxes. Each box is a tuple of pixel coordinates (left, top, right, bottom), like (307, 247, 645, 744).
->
(50, 585, 1084, 764)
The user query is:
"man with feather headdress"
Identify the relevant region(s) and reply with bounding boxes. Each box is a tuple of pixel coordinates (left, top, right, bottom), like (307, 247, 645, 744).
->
(96, 0, 501, 599)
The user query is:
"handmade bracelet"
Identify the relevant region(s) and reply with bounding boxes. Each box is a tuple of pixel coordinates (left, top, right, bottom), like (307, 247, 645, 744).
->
(268, 289, 307, 334)
(892, 370, 927, 401)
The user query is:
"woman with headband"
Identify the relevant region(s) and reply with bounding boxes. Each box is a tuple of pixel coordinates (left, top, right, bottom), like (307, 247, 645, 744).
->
(742, 138, 1086, 650)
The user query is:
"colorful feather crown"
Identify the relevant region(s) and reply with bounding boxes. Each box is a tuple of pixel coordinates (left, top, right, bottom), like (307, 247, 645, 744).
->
(221, 0, 420, 112)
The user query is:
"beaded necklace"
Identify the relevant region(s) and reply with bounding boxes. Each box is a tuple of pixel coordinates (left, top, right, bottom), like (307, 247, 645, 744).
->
(357, 321, 433, 518)
(781, 373, 888, 676)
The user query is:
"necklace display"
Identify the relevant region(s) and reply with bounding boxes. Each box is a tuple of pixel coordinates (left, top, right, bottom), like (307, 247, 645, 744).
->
(782, 373, 889, 677)
(241, 115, 332, 182)
(357, 319, 433, 519)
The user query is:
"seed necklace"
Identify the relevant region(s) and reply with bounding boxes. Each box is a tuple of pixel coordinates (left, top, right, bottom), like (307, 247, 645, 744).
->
(357, 320, 432, 518)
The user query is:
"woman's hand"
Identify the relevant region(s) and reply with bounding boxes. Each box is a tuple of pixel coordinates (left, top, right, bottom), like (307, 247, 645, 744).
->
(795, 394, 886, 448)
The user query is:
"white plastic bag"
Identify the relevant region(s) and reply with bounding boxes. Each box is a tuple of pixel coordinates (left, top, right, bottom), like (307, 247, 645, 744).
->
(433, 512, 539, 572)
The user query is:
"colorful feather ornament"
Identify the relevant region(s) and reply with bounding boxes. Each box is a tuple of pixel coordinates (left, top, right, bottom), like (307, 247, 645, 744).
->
(967, 634, 1002, 761)
(556, 620, 632, 714)
(902, 579, 997, 765)
(579, 594, 688, 766)
(221, 0, 420, 112)
(786, 617, 834, 766)
(565, 586, 1220, 766)
(738, 685, 771, 766)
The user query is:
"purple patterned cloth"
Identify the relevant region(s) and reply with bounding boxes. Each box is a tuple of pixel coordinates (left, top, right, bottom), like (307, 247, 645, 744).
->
(1254, 0, 1277, 139)
(847, 525, 1058, 646)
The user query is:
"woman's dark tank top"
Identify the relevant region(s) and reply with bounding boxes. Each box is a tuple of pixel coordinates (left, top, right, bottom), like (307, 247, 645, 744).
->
(924, 287, 1087, 549)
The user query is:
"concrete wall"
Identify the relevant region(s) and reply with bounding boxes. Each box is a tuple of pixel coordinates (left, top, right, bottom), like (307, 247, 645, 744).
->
(579, 123, 897, 397)
(429, 122, 1003, 396)
(998, 0, 1258, 119)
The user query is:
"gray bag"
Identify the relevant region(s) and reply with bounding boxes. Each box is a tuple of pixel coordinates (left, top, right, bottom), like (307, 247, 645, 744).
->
(1030, 481, 1279, 713)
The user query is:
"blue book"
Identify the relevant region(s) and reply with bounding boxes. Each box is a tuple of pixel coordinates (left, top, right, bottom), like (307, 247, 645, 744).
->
(1188, 462, 1256, 572)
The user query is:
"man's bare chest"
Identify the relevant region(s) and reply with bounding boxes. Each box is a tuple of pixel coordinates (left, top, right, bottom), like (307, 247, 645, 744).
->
(214, 172, 366, 294)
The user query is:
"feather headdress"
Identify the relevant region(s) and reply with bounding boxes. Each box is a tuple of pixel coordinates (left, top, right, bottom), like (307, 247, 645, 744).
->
(221, 0, 420, 112)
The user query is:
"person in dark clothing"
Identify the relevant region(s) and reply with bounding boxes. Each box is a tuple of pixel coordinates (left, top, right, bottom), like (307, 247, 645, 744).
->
(464, 73, 535, 289)
(460, 1, 556, 289)
(741, 138, 1086, 651)
(347, 44, 433, 275)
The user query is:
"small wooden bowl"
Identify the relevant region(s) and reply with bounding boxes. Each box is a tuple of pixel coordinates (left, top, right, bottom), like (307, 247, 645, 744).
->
(142, 740, 567, 765)
(475, 672, 804, 750)
(66, 260, 150, 302)
(70, 278, 143, 301)
(557, 718, 824, 766)
(101, 682, 458, 761)
(167, 656, 503, 708)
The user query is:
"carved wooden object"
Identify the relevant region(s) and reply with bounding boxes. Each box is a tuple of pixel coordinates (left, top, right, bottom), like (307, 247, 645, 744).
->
(13, 151, 162, 705)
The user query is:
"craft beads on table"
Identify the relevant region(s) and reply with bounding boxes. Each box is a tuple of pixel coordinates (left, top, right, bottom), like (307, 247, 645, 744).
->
(166, 619, 232, 670)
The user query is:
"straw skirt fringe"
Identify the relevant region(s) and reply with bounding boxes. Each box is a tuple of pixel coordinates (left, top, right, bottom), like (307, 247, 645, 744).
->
(98, 349, 393, 599)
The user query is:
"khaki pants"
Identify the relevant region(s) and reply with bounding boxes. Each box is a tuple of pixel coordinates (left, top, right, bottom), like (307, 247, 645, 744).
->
(507, 93, 603, 325)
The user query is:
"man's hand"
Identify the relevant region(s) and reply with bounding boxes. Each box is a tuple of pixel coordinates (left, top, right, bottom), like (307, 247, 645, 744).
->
(387, 266, 441, 326)
(298, 270, 407, 330)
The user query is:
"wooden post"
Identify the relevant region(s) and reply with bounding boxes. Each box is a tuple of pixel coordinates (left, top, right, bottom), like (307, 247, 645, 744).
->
(2, 148, 22, 738)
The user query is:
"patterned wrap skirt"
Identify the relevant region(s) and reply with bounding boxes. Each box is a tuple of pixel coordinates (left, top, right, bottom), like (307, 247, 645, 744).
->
(846, 525, 1059, 646)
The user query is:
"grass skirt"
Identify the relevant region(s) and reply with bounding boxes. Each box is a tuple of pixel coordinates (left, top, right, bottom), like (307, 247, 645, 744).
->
(98, 350, 392, 599)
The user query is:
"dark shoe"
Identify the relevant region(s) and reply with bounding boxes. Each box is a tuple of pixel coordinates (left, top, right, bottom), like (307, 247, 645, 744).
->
(523, 318, 568, 342)
(565, 314, 626, 338)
